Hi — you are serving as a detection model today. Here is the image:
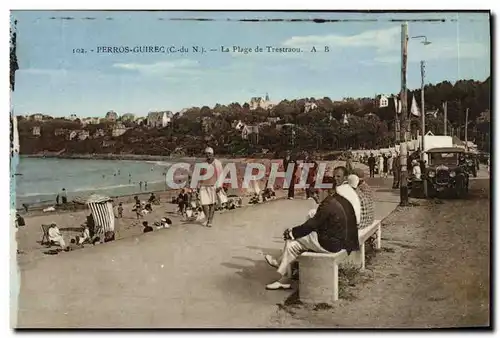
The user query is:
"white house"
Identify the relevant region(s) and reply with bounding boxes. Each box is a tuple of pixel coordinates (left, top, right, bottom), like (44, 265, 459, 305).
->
(81, 117, 100, 126)
(68, 130, 79, 140)
(249, 93, 275, 110)
(78, 130, 90, 140)
(68, 114, 78, 121)
(379, 95, 389, 108)
(32, 126, 41, 137)
(93, 129, 106, 138)
(105, 110, 118, 122)
(121, 113, 136, 122)
(304, 101, 318, 113)
(112, 124, 127, 137)
(31, 113, 44, 121)
(147, 111, 172, 128)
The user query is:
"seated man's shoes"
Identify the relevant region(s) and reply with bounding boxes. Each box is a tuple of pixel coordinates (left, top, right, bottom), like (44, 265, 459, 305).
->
(266, 277, 292, 290)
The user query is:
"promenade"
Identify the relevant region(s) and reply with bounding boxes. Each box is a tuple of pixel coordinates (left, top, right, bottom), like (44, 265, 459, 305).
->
(15, 181, 399, 328)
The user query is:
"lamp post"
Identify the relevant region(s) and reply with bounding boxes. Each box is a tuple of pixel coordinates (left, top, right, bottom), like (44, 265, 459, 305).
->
(411, 35, 431, 198)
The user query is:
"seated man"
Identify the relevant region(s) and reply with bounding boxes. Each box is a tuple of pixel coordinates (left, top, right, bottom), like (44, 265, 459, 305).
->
(348, 169, 375, 230)
(76, 224, 91, 244)
(48, 223, 67, 249)
(333, 166, 361, 227)
(15, 213, 25, 228)
(264, 173, 360, 290)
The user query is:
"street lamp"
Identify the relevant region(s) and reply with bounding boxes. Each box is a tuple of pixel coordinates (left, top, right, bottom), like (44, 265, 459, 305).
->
(411, 35, 431, 197)
(412, 35, 431, 45)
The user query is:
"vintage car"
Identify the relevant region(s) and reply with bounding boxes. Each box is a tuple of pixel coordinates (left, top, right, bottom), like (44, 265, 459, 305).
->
(425, 147, 470, 198)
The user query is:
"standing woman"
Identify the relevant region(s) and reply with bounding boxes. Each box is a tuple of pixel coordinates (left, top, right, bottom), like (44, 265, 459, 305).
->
(383, 154, 389, 178)
(378, 154, 384, 177)
(284, 151, 296, 200)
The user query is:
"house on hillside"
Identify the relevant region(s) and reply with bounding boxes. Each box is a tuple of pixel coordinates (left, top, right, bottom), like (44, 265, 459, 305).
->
(249, 93, 275, 110)
(31, 113, 44, 122)
(32, 126, 41, 137)
(121, 113, 136, 122)
(241, 125, 260, 144)
(378, 95, 390, 108)
(81, 117, 100, 126)
(78, 130, 90, 140)
(267, 117, 281, 124)
(135, 117, 146, 126)
(112, 124, 127, 137)
(147, 111, 172, 128)
(102, 140, 116, 148)
(68, 114, 78, 121)
(233, 120, 245, 131)
(54, 128, 68, 137)
(68, 130, 79, 141)
(105, 110, 118, 122)
(304, 101, 318, 113)
(93, 129, 106, 138)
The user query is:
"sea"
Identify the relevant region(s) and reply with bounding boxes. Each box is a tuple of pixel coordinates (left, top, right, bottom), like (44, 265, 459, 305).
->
(13, 157, 188, 207)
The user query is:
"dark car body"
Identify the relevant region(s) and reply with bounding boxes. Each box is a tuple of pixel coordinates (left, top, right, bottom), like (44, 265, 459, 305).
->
(425, 147, 469, 198)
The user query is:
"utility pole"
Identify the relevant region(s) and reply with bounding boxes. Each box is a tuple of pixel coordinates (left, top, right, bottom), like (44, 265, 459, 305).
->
(465, 108, 469, 151)
(420, 60, 428, 197)
(443, 101, 448, 136)
(395, 95, 400, 143)
(399, 22, 409, 206)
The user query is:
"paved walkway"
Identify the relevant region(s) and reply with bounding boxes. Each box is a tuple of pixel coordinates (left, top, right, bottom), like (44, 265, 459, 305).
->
(15, 183, 399, 328)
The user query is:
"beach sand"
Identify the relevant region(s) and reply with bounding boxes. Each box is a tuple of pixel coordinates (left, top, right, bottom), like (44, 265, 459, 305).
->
(14, 187, 290, 268)
(14, 160, 366, 267)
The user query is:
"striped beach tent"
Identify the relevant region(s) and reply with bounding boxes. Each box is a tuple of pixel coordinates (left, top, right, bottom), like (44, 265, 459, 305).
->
(75, 194, 115, 236)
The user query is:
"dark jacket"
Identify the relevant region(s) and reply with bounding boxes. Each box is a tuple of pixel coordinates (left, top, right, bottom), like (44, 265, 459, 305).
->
(291, 194, 360, 254)
(367, 156, 376, 168)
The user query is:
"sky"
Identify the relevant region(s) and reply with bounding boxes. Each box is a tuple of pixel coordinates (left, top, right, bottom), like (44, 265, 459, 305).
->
(10, 10, 491, 118)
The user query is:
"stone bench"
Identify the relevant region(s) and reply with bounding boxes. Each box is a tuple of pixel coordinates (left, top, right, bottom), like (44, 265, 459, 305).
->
(297, 219, 382, 303)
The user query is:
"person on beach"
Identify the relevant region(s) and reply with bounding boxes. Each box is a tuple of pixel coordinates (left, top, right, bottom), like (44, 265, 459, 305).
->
(378, 155, 384, 177)
(264, 168, 360, 290)
(145, 181, 148, 190)
(76, 224, 91, 245)
(139, 181, 143, 191)
(198, 147, 223, 227)
(177, 189, 189, 216)
(388, 154, 394, 176)
(143, 221, 153, 233)
(56, 193, 60, 205)
(304, 154, 318, 201)
(348, 169, 374, 230)
(133, 196, 143, 219)
(392, 152, 400, 189)
(61, 188, 68, 204)
(48, 223, 67, 249)
(368, 153, 376, 178)
(15, 213, 25, 228)
(284, 151, 298, 200)
(383, 154, 389, 178)
(148, 193, 157, 204)
(117, 203, 123, 218)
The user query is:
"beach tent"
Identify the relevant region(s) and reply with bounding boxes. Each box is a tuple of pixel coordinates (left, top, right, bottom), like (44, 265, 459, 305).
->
(74, 194, 115, 236)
